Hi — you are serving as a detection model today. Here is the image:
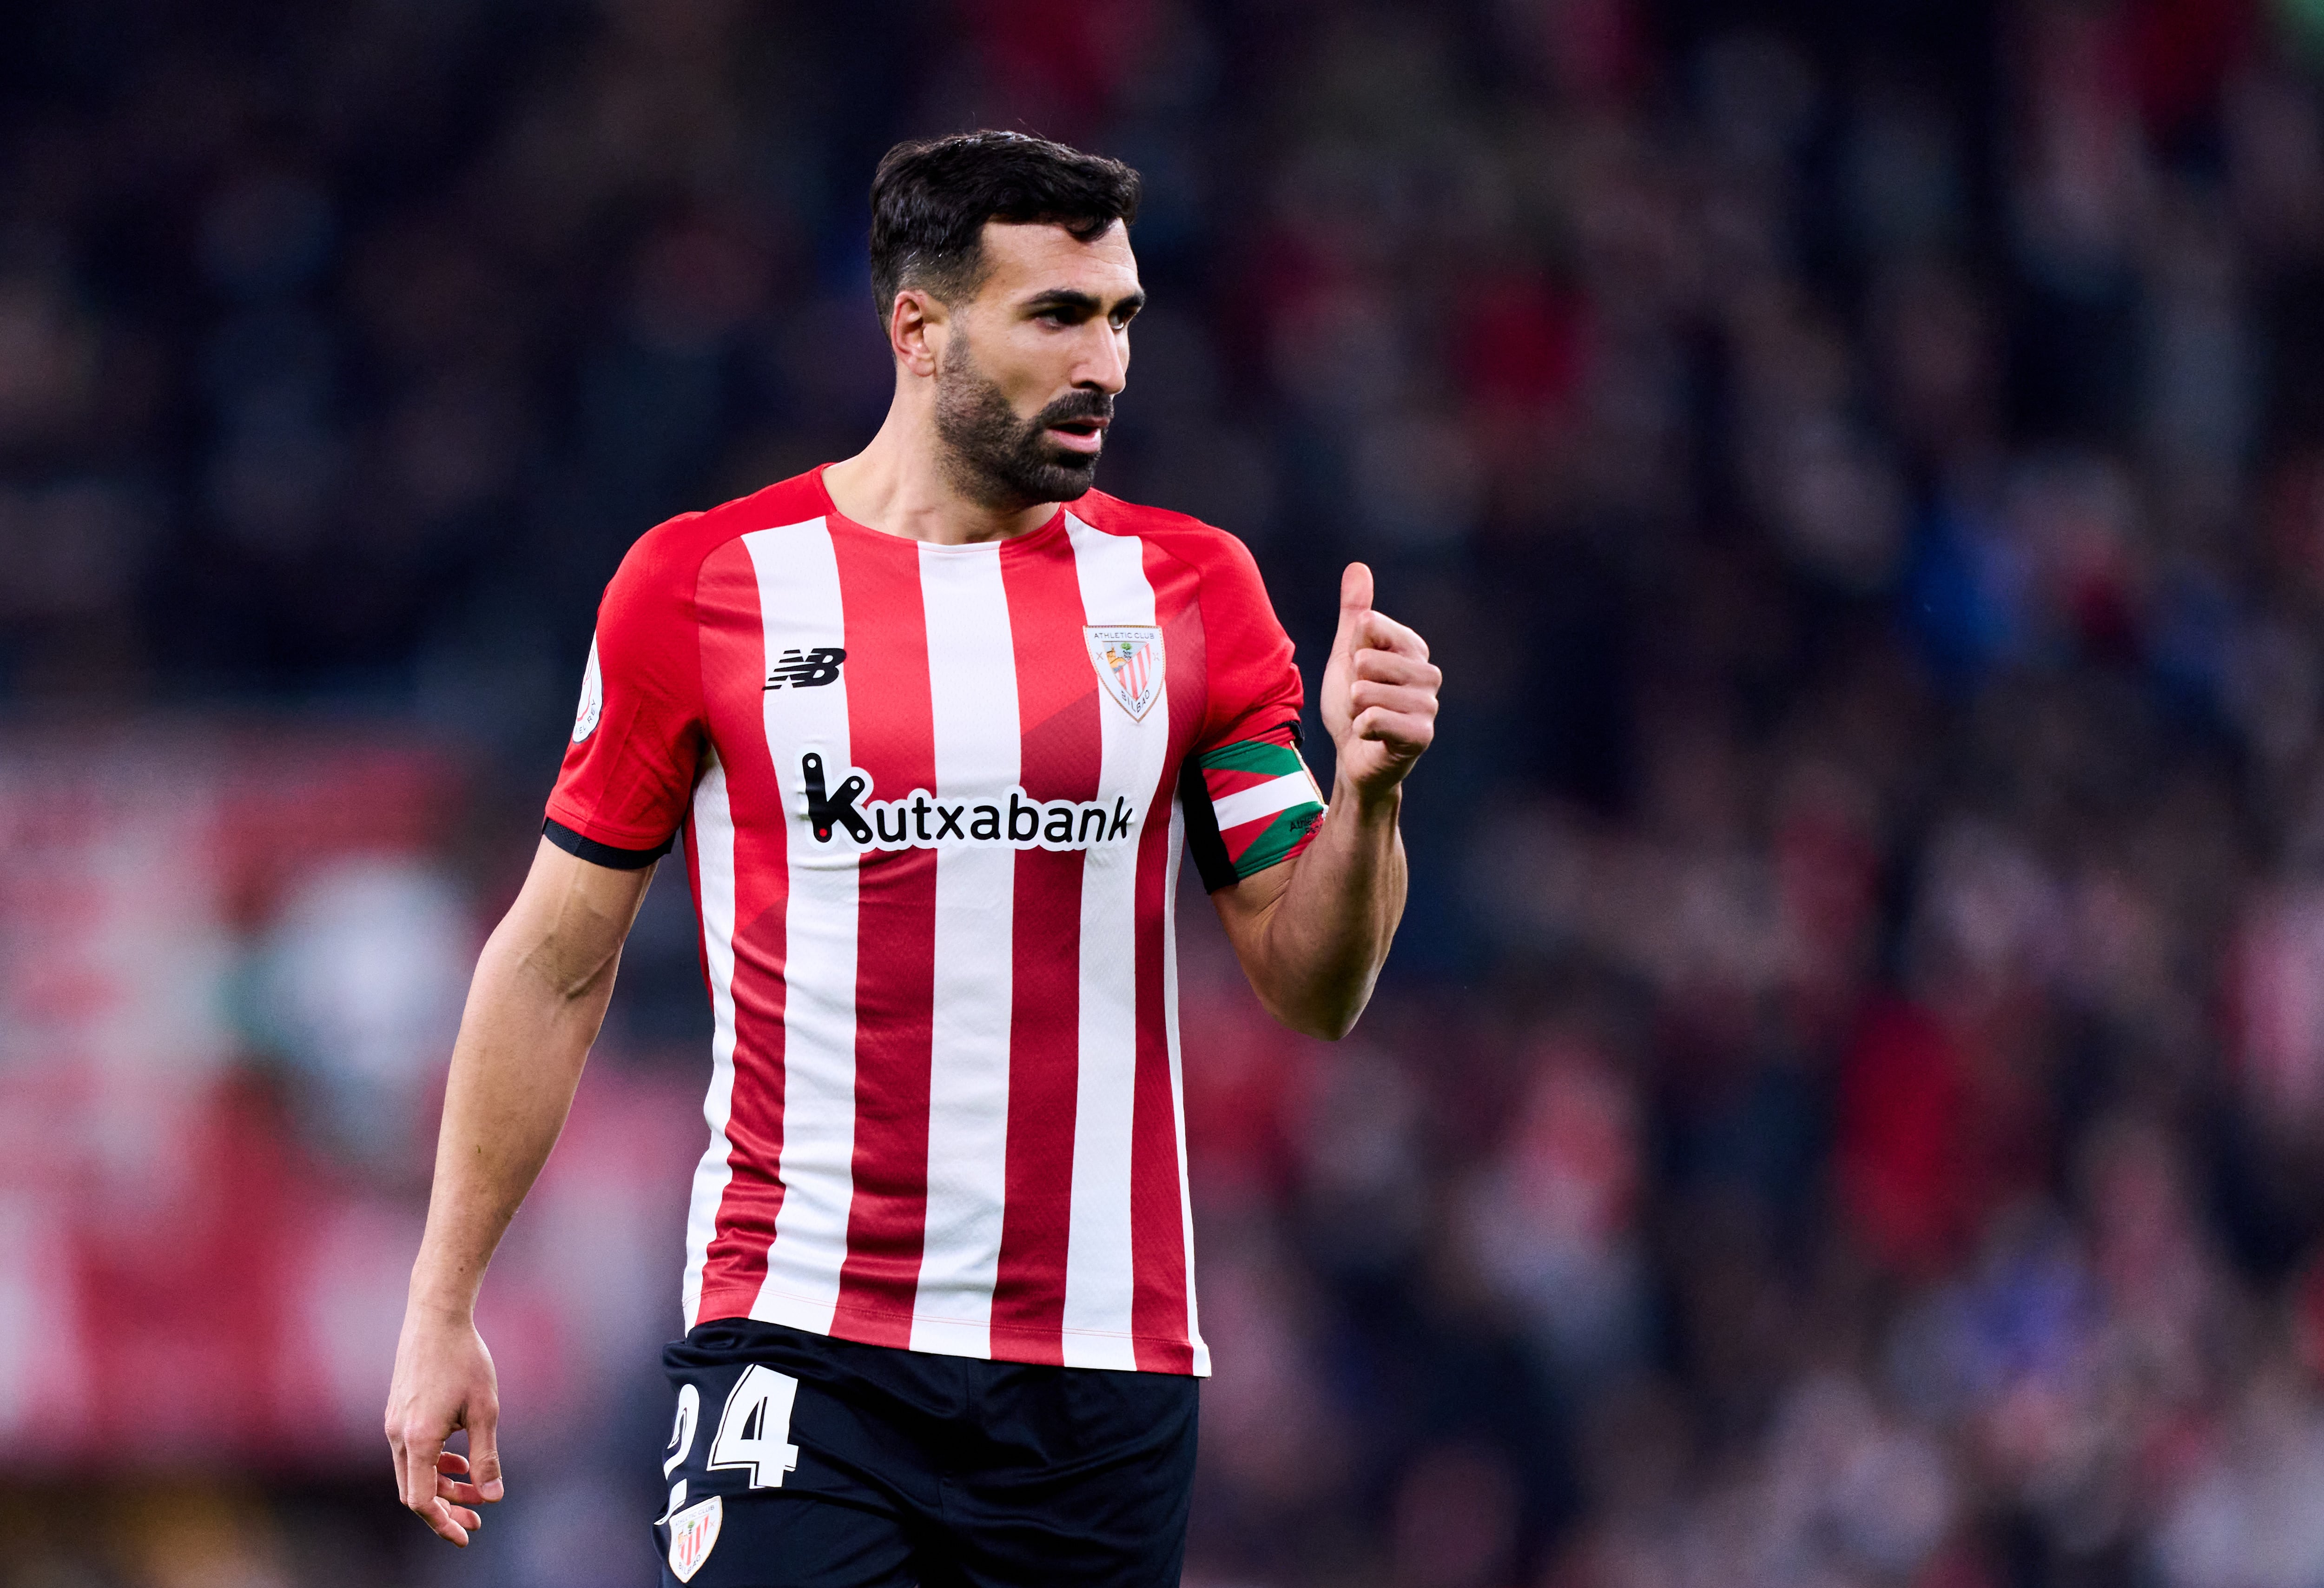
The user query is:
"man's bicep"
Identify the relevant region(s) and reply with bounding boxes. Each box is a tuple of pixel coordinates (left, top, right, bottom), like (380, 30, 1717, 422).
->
(1209, 852, 1298, 972)
(493, 838, 659, 997)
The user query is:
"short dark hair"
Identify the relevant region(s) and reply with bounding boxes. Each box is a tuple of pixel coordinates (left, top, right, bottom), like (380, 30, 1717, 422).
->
(868, 131, 1142, 319)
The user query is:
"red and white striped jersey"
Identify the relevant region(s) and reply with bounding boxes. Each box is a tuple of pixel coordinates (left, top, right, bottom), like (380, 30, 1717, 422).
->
(544, 466, 1325, 1376)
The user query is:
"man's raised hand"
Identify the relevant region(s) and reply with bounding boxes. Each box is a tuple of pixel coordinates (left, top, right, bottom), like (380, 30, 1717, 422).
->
(1320, 562, 1439, 802)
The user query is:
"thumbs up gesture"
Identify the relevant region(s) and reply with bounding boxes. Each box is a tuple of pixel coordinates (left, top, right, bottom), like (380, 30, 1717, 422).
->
(1321, 562, 1440, 802)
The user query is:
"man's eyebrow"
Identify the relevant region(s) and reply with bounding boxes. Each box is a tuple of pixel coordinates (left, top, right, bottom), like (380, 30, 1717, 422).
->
(1022, 287, 1147, 316)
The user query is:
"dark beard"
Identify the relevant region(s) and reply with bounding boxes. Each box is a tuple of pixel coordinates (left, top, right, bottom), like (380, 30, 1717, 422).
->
(933, 338, 1112, 512)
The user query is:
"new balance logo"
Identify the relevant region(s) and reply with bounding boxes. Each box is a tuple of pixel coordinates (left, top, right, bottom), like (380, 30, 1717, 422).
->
(797, 754, 1136, 851)
(766, 647, 846, 690)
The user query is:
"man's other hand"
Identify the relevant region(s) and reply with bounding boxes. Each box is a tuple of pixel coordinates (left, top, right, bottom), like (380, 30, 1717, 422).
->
(385, 1308, 504, 1546)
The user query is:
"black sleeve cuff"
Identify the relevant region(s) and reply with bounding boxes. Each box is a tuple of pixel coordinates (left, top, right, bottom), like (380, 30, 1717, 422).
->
(1177, 759, 1239, 893)
(543, 816, 673, 869)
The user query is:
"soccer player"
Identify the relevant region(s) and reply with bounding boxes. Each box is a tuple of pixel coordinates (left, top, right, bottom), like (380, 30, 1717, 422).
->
(386, 131, 1440, 1587)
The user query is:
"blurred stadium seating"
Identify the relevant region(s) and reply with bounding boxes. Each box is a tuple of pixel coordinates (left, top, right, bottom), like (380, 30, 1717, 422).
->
(10, 1, 2324, 1584)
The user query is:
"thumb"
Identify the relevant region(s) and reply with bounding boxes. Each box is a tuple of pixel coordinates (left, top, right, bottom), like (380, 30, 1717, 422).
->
(1333, 562, 1374, 655)
(470, 1405, 505, 1501)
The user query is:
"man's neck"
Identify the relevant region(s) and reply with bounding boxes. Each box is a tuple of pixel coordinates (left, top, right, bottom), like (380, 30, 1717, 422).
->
(823, 409, 1058, 547)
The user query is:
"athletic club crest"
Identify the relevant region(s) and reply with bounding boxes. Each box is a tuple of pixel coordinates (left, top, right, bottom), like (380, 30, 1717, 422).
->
(1085, 626, 1165, 721)
(666, 1494, 723, 1582)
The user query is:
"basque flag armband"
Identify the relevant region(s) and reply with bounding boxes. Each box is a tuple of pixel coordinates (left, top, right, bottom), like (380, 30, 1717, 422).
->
(1179, 721, 1327, 892)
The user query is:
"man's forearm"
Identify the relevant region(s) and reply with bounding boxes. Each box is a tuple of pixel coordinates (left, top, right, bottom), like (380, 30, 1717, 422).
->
(1248, 780, 1407, 1039)
(389, 841, 649, 1545)
(407, 876, 633, 1317)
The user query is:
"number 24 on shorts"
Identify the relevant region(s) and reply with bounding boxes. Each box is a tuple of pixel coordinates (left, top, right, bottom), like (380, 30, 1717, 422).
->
(659, 1365, 803, 1520)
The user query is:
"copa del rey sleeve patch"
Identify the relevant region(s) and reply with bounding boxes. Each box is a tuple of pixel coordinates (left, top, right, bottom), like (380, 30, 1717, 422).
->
(666, 1494, 722, 1582)
(571, 635, 603, 743)
(1085, 626, 1164, 720)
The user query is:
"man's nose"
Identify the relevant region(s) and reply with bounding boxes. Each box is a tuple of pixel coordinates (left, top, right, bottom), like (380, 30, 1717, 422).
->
(1074, 323, 1128, 393)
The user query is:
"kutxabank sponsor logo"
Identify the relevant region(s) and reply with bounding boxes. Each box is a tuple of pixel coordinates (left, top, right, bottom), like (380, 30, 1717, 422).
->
(799, 752, 1135, 851)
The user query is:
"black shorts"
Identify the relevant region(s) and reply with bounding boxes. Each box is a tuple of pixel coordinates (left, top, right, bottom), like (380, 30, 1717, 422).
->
(650, 1320, 1199, 1588)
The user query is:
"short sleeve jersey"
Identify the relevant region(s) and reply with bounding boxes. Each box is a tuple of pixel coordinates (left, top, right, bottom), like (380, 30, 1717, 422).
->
(545, 466, 1324, 1376)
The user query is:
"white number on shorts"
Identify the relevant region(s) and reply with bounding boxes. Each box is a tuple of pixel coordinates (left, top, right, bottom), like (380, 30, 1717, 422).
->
(708, 1365, 801, 1489)
(663, 1383, 701, 1478)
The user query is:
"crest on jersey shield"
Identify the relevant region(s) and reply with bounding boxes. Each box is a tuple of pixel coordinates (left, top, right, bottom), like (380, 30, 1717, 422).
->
(1085, 626, 1165, 721)
(667, 1494, 723, 1582)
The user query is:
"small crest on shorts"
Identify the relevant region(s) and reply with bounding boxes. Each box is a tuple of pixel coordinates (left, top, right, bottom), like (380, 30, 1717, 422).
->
(1085, 626, 1165, 721)
(667, 1493, 723, 1583)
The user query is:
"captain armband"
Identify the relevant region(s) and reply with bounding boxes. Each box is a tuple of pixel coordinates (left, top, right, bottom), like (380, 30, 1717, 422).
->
(1178, 721, 1327, 892)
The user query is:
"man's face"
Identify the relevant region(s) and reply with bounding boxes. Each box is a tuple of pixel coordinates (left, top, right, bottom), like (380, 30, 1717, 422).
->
(931, 219, 1143, 510)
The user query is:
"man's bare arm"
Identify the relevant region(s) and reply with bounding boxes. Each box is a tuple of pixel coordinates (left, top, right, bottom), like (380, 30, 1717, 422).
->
(1213, 562, 1439, 1039)
(384, 837, 655, 1545)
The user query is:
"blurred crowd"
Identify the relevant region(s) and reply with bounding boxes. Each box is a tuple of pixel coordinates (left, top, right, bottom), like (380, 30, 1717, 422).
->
(12, 0, 2324, 1585)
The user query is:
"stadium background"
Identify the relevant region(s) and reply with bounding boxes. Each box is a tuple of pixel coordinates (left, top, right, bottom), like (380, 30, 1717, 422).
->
(7, 0, 2324, 1583)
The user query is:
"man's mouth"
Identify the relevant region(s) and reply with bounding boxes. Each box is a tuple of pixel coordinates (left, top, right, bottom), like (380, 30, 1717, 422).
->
(1044, 415, 1109, 454)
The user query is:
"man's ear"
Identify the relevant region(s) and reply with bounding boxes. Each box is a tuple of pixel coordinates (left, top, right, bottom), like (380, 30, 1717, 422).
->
(890, 288, 944, 379)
